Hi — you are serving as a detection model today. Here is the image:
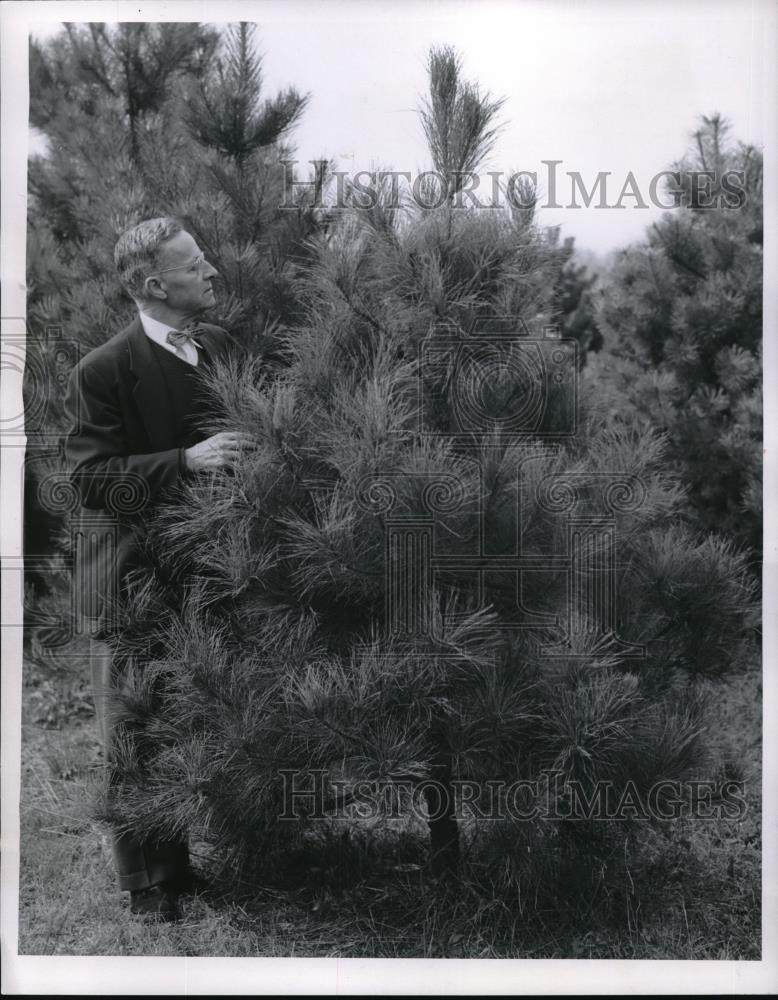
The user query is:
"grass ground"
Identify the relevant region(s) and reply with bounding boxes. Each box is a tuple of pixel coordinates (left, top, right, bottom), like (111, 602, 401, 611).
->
(17, 646, 761, 958)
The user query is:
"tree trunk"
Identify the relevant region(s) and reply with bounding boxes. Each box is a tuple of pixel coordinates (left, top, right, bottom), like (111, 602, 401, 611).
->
(424, 757, 460, 874)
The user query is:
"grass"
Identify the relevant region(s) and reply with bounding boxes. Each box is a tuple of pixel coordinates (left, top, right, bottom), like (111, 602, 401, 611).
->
(17, 643, 761, 958)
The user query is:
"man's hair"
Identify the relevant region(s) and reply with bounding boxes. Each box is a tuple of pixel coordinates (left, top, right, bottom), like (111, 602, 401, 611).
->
(114, 217, 184, 299)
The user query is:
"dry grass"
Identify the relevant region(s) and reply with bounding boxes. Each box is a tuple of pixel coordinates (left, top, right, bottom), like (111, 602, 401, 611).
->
(17, 650, 761, 958)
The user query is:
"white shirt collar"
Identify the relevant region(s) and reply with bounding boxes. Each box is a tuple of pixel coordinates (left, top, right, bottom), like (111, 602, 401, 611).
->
(138, 311, 200, 365)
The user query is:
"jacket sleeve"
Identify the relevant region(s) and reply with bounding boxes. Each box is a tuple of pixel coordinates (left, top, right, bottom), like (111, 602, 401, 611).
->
(63, 360, 185, 512)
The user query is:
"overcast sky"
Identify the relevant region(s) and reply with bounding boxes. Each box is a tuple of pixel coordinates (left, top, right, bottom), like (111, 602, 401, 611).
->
(28, 0, 771, 255)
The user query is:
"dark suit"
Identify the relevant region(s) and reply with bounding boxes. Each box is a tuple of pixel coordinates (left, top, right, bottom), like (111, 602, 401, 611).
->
(63, 314, 236, 890)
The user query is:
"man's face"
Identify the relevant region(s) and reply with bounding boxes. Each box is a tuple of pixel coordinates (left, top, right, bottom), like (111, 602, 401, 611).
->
(148, 230, 219, 315)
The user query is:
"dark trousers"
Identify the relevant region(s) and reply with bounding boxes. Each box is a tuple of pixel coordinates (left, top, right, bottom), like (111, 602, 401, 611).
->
(90, 639, 190, 891)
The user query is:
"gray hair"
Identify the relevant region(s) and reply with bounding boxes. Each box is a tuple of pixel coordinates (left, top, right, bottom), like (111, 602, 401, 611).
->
(114, 217, 184, 299)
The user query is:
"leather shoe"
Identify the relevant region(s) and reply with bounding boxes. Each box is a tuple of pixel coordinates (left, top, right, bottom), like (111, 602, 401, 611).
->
(129, 882, 182, 922)
(167, 867, 211, 896)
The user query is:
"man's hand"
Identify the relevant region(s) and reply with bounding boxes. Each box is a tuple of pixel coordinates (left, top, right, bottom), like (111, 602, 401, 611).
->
(184, 432, 258, 471)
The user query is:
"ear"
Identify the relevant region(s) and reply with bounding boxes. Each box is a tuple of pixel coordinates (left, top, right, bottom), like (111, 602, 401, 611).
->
(143, 275, 168, 301)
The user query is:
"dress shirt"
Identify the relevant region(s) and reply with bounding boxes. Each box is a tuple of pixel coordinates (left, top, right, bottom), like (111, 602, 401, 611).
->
(139, 311, 200, 366)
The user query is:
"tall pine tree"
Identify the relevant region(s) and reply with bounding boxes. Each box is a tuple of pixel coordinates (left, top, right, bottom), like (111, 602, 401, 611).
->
(589, 114, 762, 557)
(104, 49, 757, 894)
(25, 22, 324, 615)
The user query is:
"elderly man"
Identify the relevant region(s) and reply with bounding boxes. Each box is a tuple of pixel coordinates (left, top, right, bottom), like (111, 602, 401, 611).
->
(63, 217, 254, 920)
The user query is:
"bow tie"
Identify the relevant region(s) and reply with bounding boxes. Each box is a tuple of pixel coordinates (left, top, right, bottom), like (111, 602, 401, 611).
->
(166, 323, 203, 350)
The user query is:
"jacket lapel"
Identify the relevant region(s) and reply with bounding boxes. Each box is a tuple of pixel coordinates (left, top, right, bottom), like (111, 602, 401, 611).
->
(127, 317, 178, 451)
(195, 324, 230, 364)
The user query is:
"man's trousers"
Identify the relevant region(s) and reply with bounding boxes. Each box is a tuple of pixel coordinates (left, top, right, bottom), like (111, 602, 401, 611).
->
(89, 639, 190, 891)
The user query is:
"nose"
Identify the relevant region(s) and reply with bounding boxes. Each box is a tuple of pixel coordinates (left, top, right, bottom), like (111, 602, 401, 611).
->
(204, 259, 218, 279)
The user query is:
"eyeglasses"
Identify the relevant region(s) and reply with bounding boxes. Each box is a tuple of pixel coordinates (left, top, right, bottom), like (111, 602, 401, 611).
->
(147, 253, 208, 277)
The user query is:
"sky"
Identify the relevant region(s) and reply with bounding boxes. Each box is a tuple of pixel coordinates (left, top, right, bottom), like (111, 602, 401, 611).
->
(26, 0, 773, 254)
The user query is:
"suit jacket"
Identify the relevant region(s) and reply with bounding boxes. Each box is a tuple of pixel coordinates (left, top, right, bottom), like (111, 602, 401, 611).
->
(62, 316, 238, 635)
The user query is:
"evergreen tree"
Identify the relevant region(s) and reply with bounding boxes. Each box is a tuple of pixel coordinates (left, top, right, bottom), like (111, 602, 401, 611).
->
(553, 237, 603, 358)
(589, 114, 762, 557)
(106, 51, 757, 894)
(25, 22, 324, 610)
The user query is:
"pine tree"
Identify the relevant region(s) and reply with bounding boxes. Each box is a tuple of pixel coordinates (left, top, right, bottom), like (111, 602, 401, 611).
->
(589, 114, 762, 557)
(553, 236, 603, 358)
(105, 51, 757, 896)
(25, 22, 324, 613)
